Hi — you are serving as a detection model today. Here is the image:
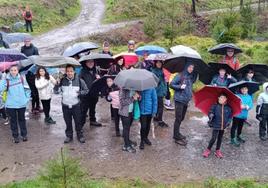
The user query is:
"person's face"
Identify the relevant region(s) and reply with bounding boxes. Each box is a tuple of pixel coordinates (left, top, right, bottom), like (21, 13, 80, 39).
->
(66, 67, 75, 79)
(103, 46, 110, 53)
(10, 66, 18, 77)
(218, 95, 227, 105)
(227, 49, 234, 57)
(156, 61, 162, 69)
(24, 40, 31, 47)
(118, 59, 124, 66)
(128, 44, 135, 51)
(187, 65, 194, 73)
(241, 87, 248, 95)
(106, 78, 113, 87)
(219, 69, 226, 77)
(39, 68, 46, 77)
(86, 60, 95, 69)
(247, 72, 254, 79)
(143, 52, 149, 59)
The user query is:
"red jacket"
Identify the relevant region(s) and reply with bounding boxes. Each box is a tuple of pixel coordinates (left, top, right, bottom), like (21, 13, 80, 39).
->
(23, 11, 33, 21)
(220, 56, 240, 70)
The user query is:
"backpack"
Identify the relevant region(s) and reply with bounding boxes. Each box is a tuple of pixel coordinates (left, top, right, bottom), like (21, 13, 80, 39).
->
(25, 11, 32, 18)
(2, 77, 24, 103)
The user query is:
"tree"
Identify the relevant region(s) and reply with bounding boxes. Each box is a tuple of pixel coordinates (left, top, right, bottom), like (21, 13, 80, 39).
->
(240, 0, 244, 8)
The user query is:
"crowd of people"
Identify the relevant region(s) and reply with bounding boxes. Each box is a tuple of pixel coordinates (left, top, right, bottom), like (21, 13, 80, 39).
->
(0, 37, 268, 159)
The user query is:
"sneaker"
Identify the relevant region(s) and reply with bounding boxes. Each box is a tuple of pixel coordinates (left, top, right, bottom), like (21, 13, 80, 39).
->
(13, 137, 19, 144)
(22, 137, 28, 142)
(130, 140, 137, 147)
(64, 137, 73, 144)
(230, 138, 240, 147)
(144, 138, 152, 146)
(47, 117, 56, 124)
(158, 121, 168, 128)
(78, 136, 85, 143)
(174, 139, 187, 146)
(237, 136, 246, 143)
(153, 117, 159, 122)
(122, 146, 136, 153)
(4, 118, 9, 125)
(139, 141, 145, 150)
(178, 133, 186, 140)
(202, 149, 211, 158)
(260, 136, 267, 141)
(164, 104, 175, 110)
(215, 150, 223, 158)
(90, 121, 102, 127)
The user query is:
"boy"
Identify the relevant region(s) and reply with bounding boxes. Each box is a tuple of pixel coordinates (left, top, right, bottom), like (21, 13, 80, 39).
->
(60, 64, 89, 144)
(203, 93, 232, 158)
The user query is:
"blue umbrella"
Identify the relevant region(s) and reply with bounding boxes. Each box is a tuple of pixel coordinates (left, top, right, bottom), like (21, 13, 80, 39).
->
(0, 49, 27, 62)
(4, 33, 33, 44)
(135, 45, 167, 56)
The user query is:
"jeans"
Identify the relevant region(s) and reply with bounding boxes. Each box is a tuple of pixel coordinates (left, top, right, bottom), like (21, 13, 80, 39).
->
(231, 117, 245, 139)
(173, 102, 188, 140)
(41, 99, 51, 118)
(7, 108, 27, 138)
(140, 115, 152, 141)
(207, 130, 224, 150)
(121, 113, 133, 147)
(25, 20, 33, 32)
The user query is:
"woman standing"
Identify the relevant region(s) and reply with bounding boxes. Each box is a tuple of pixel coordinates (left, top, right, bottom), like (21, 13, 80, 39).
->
(0, 65, 31, 143)
(35, 67, 57, 125)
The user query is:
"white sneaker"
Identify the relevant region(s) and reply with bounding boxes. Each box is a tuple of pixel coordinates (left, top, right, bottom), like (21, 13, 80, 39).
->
(4, 118, 9, 125)
(164, 104, 175, 110)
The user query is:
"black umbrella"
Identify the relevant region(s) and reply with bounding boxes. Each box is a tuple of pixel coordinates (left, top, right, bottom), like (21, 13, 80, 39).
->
(63, 42, 99, 57)
(228, 81, 260, 95)
(0, 49, 27, 62)
(237, 64, 268, 84)
(208, 43, 242, 55)
(90, 75, 116, 96)
(79, 53, 115, 69)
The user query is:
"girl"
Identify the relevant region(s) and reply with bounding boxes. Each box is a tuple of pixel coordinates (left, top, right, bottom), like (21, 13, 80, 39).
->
(0, 65, 31, 143)
(220, 48, 240, 71)
(230, 86, 253, 146)
(35, 66, 57, 125)
(203, 93, 232, 158)
(211, 68, 237, 87)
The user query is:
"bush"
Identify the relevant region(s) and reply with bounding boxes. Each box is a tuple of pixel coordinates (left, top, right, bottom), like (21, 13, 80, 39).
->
(240, 4, 257, 39)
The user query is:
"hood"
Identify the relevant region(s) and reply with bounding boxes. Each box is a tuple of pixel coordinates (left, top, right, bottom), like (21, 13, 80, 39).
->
(182, 62, 197, 81)
(263, 82, 268, 93)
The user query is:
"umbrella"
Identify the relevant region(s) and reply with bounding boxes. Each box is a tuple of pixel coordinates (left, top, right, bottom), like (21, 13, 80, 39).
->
(237, 64, 268, 84)
(208, 62, 237, 77)
(24, 55, 80, 68)
(89, 75, 116, 96)
(113, 52, 139, 67)
(146, 53, 169, 61)
(3, 33, 33, 44)
(135, 45, 167, 56)
(63, 42, 99, 57)
(0, 61, 18, 72)
(208, 43, 242, 55)
(79, 53, 114, 69)
(114, 69, 159, 91)
(193, 86, 242, 116)
(228, 81, 260, 95)
(0, 49, 27, 62)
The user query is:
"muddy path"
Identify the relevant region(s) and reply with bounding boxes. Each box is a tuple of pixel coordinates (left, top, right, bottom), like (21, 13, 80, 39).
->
(0, 95, 268, 184)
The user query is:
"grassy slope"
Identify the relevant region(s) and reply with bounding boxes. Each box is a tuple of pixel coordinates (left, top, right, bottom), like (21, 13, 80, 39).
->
(0, 0, 81, 34)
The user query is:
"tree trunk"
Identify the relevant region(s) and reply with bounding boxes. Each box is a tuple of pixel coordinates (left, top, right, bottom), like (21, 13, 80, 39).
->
(258, 0, 261, 14)
(240, 0, 244, 8)
(191, 0, 196, 15)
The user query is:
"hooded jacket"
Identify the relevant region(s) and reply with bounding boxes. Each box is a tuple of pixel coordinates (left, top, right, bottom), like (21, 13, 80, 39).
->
(35, 75, 57, 100)
(119, 89, 134, 117)
(105, 84, 120, 109)
(170, 63, 197, 105)
(0, 33, 9, 49)
(0, 73, 31, 109)
(209, 103, 232, 130)
(21, 44, 39, 57)
(139, 88, 158, 115)
(257, 82, 268, 115)
(79, 65, 99, 97)
(210, 74, 237, 87)
(220, 55, 240, 70)
(235, 93, 253, 119)
(151, 66, 167, 97)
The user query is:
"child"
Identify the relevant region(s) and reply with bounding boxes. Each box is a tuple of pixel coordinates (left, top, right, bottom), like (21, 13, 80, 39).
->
(220, 48, 240, 70)
(60, 64, 89, 144)
(203, 93, 232, 158)
(106, 77, 121, 137)
(230, 86, 253, 146)
(139, 88, 157, 150)
(211, 68, 237, 87)
(256, 82, 268, 141)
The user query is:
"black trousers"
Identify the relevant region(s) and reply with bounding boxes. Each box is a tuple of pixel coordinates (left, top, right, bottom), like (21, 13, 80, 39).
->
(156, 97, 164, 121)
(81, 96, 98, 127)
(41, 99, 51, 118)
(140, 115, 152, 141)
(62, 104, 82, 138)
(0, 108, 7, 119)
(111, 107, 120, 133)
(110, 104, 114, 119)
(231, 117, 245, 139)
(207, 130, 224, 150)
(259, 115, 268, 137)
(25, 20, 33, 32)
(165, 82, 171, 100)
(173, 102, 188, 140)
(7, 108, 27, 138)
(121, 113, 133, 147)
(31, 89, 40, 110)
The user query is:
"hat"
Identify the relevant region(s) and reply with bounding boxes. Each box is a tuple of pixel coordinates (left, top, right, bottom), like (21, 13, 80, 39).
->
(128, 40, 135, 45)
(24, 37, 31, 42)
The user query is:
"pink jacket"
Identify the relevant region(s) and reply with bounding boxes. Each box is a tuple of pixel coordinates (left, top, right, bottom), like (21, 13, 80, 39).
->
(109, 90, 120, 109)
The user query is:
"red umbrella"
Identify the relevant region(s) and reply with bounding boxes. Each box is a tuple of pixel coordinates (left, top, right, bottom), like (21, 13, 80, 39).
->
(113, 52, 139, 67)
(193, 86, 242, 116)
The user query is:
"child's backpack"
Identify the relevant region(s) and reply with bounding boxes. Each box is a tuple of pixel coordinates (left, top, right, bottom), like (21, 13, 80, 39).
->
(2, 77, 24, 103)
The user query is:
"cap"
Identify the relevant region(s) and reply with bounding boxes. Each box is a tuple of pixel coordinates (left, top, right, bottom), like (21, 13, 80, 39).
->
(128, 40, 135, 45)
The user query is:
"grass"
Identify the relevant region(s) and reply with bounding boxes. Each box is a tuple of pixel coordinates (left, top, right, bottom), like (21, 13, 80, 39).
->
(0, 0, 81, 35)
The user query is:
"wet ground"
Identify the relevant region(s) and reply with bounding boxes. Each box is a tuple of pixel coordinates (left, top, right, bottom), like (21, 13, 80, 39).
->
(0, 95, 268, 184)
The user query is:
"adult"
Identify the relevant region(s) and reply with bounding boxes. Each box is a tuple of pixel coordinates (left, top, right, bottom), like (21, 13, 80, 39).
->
(79, 59, 102, 127)
(151, 60, 168, 127)
(21, 5, 33, 32)
(127, 40, 136, 53)
(0, 65, 31, 143)
(220, 48, 240, 71)
(21, 38, 39, 57)
(108, 58, 125, 75)
(210, 68, 237, 87)
(170, 63, 197, 146)
(0, 33, 9, 49)
(60, 64, 88, 143)
(35, 67, 57, 125)
(101, 41, 113, 56)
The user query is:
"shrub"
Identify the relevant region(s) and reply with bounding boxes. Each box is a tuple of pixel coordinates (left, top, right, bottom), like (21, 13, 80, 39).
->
(240, 4, 257, 39)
